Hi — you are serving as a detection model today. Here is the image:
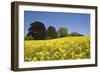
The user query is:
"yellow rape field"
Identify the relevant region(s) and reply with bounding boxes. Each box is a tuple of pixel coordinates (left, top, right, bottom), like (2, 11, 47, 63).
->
(24, 36, 90, 62)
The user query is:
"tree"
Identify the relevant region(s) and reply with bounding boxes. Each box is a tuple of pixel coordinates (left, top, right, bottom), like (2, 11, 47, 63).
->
(47, 26, 58, 39)
(25, 34, 33, 40)
(70, 32, 83, 36)
(28, 21, 47, 40)
(58, 27, 68, 37)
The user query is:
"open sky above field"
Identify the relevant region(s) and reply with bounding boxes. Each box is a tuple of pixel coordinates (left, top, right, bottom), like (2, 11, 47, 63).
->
(24, 11, 90, 36)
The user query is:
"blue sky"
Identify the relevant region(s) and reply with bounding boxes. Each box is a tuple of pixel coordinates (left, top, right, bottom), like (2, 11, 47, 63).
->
(24, 11, 90, 36)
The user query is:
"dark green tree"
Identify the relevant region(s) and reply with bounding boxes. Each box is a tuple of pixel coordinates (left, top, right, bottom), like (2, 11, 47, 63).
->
(58, 27, 68, 37)
(70, 32, 83, 36)
(28, 21, 47, 40)
(47, 26, 58, 39)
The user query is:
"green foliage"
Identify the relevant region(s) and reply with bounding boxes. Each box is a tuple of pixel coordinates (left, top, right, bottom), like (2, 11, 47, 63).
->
(24, 36, 90, 62)
(47, 26, 58, 39)
(58, 27, 68, 37)
(70, 32, 84, 36)
(25, 35, 33, 40)
(28, 21, 47, 40)
(26, 22, 84, 40)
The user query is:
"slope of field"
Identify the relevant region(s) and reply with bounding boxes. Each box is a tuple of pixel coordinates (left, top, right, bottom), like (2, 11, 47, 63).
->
(24, 36, 90, 62)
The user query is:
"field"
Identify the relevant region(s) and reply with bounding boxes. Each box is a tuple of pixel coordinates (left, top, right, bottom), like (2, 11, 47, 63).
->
(24, 36, 90, 62)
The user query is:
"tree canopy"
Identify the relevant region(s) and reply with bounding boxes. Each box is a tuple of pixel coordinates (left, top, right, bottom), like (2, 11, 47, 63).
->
(58, 27, 68, 37)
(70, 32, 83, 36)
(28, 21, 47, 40)
(25, 21, 84, 40)
(47, 26, 58, 39)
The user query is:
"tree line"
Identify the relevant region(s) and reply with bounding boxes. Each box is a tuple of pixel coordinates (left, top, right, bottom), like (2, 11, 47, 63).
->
(25, 21, 83, 40)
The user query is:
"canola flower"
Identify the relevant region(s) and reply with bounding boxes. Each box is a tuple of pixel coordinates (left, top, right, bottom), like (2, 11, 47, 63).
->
(24, 36, 90, 62)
